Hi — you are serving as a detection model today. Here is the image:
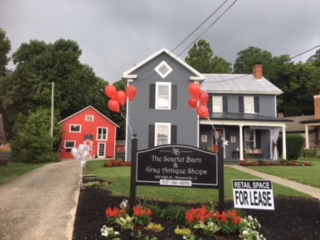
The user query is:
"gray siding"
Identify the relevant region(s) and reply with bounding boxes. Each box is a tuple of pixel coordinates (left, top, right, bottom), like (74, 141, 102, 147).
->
(126, 53, 198, 160)
(210, 94, 276, 116)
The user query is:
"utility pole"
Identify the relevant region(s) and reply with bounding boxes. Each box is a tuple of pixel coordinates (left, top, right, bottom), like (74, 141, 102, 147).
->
(50, 81, 54, 138)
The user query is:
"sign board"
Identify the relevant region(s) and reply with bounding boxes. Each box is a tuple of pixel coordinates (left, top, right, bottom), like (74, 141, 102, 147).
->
(136, 145, 218, 188)
(233, 180, 274, 210)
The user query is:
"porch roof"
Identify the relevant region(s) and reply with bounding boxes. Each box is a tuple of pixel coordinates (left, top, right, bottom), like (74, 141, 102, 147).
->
(208, 113, 293, 122)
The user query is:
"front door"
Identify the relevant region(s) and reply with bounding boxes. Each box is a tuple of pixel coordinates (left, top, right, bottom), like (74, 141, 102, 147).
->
(83, 141, 93, 159)
(212, 128, 225, 158)
(98, 143, 106, 158)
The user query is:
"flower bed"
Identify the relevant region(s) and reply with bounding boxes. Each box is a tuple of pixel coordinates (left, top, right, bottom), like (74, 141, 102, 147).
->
(105, 160, 131, 167)
(239, 160, 312, 167)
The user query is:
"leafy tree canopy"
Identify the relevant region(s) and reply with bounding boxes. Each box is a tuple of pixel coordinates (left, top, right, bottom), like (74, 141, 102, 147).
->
(0, 28, 11, 77)
(185, 39, 231, 73)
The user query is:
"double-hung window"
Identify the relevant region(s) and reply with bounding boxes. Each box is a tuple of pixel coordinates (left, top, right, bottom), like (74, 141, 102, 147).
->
(212, 96, 223, 113)
(244, 96, 254, 113)
(97, 127, 108, 140)
(244, 129, 255, 149)
(155, 123, 171, 146)
(156, 82, 171, 110)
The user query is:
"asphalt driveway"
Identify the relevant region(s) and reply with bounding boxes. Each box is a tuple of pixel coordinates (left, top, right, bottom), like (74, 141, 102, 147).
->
(0, 160, 80, 240)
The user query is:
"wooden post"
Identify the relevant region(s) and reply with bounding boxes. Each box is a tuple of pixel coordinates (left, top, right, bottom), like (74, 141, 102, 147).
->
(218, 136, 225, 212)
(129, 134, 138, 214)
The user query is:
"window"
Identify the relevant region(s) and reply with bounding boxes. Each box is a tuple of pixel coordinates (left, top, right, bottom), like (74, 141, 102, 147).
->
(64, 140, 75, 149)
(97, 127, 108, 140)
(212, 96, 223, 112)
(244, 96, 254, 113)
(70, 124, 81, 133)
(156, 82, 171, 110)
(244, 129, 255, 149)
(85, 115, 94, 121)
(155, 123, 171, 146)
(155, 61, 172, 78)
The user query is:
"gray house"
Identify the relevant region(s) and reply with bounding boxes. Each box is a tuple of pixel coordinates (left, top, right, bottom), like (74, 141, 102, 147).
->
(121, 48, 291, 161)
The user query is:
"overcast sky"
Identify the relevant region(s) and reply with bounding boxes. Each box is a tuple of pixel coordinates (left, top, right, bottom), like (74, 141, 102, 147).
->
(1, 0, 320, 83)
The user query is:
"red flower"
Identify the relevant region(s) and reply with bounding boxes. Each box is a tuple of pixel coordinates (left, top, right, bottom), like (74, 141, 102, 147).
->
(186, 205, 213, 224)
(106, 207, 126, 218)
(132, 205, 152, 217)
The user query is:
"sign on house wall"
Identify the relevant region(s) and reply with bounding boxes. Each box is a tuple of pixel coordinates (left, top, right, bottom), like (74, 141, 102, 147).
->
(232, 180, 274, 210)
(136, 145, 218, 188)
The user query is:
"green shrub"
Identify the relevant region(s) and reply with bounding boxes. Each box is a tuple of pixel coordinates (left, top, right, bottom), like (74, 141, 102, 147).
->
(304, 149, 317, 158)
(160, 205, 189, 221)
(278, 134, 305, 160)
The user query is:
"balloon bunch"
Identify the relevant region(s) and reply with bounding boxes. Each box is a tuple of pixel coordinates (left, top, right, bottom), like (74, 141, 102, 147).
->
(188, 83, 209, 119)
(71, 144, 90, 169)
(105, 85, 138, 113)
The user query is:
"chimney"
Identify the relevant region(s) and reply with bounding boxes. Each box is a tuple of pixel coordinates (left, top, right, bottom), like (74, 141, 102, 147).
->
(253, 64, 263, 80)
(314, 95, 320, 119)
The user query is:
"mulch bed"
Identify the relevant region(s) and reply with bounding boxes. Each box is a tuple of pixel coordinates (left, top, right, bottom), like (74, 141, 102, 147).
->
(72, 178, 320, 240)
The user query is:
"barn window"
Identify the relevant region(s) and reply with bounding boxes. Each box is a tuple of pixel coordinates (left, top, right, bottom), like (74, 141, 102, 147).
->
(70, 124, 81, 133)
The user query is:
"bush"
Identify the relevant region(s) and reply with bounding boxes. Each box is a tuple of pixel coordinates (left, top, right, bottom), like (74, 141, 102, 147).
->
(303, 149, 317, 158)
(278, 134, 305, 160)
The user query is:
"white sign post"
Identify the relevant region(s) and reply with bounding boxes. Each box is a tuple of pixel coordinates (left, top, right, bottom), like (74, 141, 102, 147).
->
(233, 180, 274, 210)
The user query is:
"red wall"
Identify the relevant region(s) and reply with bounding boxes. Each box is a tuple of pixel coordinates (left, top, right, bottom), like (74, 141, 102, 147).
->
(59, 107, 117, 159)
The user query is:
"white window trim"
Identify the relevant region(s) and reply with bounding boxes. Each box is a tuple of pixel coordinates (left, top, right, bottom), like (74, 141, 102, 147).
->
(64, 140, 76, 149)
(155, 122, 171, 146)
(244, 96, 254, 113)
(69, 124, 81, 133)
(244, 129, 256, 149)
(155, 82, 171, 110)
(212, 96, 223, 113)
(85, 115, 94, 121)
(154, 61, 172, 79)
(97, 127, 108, 141)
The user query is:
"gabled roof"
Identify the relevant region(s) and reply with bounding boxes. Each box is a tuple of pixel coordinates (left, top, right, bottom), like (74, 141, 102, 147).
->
(202, 74, 283, 95)
(285, 115, 315, 132)
(121, 48, 205, 81)
(58, 106, 119, 127)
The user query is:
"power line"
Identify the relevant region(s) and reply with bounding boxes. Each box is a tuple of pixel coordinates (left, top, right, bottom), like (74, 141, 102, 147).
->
(290, 44, 320, 60)
(177, 0, 238, 58)
(171, 0, 229, 53)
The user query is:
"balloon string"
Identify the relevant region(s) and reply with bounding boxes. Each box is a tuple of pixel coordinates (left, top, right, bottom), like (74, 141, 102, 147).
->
(206, 117, 220, 143)
(120, 108, 133, 136)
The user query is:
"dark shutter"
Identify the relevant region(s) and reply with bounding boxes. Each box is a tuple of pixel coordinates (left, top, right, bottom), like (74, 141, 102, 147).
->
(239, 96, 244, 113)
(148, 125, 155, 148)
(171, 125, 177, 144)
(171, 85, 177, 110)
(208, 95, 213, 113)
(149, 84, 155, 109)
(223, 96, 228, 113)
(254, 96, 260, 113)
(256, 130, 261, 148)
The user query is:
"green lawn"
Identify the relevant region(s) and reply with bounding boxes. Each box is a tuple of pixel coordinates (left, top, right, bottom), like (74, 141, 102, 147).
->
(84, 160, 310, 204)
(246, 159, 320, 188)
(0, 162, 48, 186)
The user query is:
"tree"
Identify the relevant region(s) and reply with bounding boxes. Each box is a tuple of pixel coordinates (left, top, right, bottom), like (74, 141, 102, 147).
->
(0, 39, 109, 138)
(233, 46, 274, 77)
(0, 28, 11, 77)
(10, 109, 61, 163)
(185, 39, 231, 73)
(307, 49, 320, 67)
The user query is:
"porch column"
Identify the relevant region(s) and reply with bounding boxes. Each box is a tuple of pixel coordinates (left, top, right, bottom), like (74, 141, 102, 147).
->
(282, 126, 287, 160)
(305, 125, 310, 149)
(239, 125, 244, 160)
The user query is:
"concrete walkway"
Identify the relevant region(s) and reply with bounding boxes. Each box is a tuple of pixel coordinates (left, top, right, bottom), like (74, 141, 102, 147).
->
(0, 161, 81, 240)
(227, 165, 320, 200)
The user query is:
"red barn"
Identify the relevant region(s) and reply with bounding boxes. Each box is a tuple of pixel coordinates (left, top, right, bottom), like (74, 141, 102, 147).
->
(58, 106, 119, 160)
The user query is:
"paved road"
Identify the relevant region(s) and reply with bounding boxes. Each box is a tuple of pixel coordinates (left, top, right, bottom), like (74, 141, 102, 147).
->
(0, 161, 80, 240)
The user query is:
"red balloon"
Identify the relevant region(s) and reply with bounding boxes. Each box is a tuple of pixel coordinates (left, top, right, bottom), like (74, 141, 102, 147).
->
(189, 83, 201, 99)
(199, 91, 209, 105)
(105, 85, 117, 99)
(126, 85, 138, 101)
(116, 91, 127, 106)
(108, 99, 120, 113)
(196, 105, 209, 119)
(188, 97, 198, 109)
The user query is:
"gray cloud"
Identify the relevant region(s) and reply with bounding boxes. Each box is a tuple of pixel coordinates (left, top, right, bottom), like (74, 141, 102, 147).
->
(1, 0, 319, 83)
